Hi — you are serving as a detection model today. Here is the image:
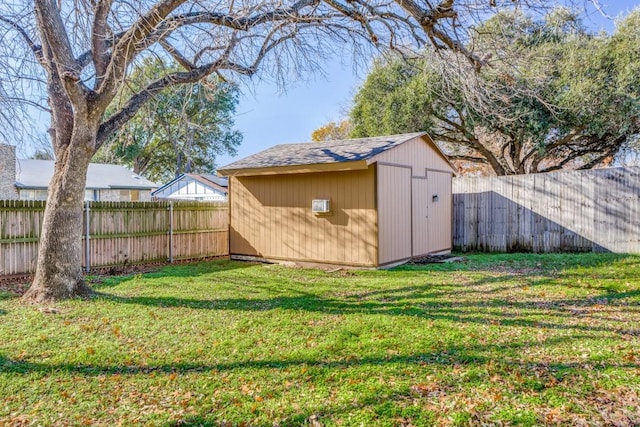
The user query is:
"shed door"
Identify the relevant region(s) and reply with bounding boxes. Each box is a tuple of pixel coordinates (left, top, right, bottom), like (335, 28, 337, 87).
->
(427, 171, 453, 252)
(377, 165, 412, 265)
(412, 177, 430, 256)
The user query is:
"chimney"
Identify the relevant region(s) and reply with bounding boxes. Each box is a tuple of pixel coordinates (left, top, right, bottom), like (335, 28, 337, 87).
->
(0, 144, 18, 199)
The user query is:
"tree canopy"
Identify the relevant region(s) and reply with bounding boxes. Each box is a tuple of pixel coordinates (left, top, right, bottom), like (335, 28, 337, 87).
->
(311, 120, 352, 142)
(347, 9, 640, 175)
(97, 59, 241, 183)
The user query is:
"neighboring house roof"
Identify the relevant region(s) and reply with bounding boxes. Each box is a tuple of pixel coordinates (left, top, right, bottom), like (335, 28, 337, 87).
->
(15, 159, 157, 189)
(151, 173, 228, 198)
(198, 174, 228, 188)
(218, 132, 455, 176)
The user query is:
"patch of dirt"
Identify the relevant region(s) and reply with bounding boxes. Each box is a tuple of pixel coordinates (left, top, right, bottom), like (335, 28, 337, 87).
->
(0, 278, 30, 295)
(0, 267, 161, 296)
(86, 264, 163, 285)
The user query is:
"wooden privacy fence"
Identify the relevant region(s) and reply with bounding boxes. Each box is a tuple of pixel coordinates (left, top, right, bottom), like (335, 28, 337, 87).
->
(453, 167, 640, 253)
(0, 200, 229, 276)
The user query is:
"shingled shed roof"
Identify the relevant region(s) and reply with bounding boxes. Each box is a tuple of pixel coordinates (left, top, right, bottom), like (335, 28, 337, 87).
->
(218, 132, 441, 176)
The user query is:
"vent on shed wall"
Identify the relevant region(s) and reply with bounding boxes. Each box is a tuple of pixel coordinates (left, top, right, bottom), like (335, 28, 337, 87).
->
(312, 199, 330, 213)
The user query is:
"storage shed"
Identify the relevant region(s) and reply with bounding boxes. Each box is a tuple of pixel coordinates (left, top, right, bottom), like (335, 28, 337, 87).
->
(218, 132, 456, 267)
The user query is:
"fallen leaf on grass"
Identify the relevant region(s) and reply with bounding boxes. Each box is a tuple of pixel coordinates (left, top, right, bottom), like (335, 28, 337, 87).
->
(410, 383, 445, 397)
(589, 387, 640, 426)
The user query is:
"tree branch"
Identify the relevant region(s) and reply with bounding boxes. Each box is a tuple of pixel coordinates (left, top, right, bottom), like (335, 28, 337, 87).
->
(34, 0, 91, 105)
(394, 0, 486, 70)
(92, 0, 114, 86)
(0, 15, 43, 62)
(447, 155, 489, 164)
(160, 40, 196, 70)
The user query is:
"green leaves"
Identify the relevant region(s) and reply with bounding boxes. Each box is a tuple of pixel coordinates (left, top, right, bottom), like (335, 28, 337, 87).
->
(98, 58, 242, 183)
(349, 9, 640, 175)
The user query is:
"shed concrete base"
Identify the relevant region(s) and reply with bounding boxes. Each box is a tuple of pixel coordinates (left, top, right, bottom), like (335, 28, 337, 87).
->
(230, 255, 376, 270)
(231, 251, 454, 270)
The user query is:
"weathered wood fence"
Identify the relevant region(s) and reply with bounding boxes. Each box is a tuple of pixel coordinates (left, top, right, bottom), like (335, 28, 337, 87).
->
(0, 200, 229, 276)
(453, 167, 640, 253)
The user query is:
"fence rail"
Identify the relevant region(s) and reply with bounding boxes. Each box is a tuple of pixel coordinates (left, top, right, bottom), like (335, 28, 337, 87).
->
(0, 200, 229, 276)
(452, 167, 640, 253)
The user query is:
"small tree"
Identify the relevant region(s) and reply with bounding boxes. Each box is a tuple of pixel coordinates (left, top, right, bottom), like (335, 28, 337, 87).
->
(311, 120, 352, 142)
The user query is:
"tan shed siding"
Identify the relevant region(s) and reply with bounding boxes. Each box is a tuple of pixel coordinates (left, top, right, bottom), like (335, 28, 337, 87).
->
(229, 177, 254, 255)
(377, 164, 412, 265)
(427, 171, 453, 252)
(374, 136, 452, 176)
(229, 167, 377, 265)
(411, 178, 430, 256)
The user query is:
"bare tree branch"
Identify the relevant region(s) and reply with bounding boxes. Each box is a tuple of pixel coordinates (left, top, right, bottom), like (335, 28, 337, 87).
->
(91, 0, 114, 86)
(0, 15, 43, 61)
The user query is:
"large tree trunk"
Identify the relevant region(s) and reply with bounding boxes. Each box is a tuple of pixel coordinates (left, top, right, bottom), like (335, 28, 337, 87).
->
(22, 129, 96, 303)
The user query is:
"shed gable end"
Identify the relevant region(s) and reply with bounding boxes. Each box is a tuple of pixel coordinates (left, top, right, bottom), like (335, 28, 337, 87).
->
(370, 135, 455, 176)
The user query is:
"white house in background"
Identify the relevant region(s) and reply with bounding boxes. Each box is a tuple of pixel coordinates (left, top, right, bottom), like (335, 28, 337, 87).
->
(152, 173, 229, 202)
(0, 143, 158, 201)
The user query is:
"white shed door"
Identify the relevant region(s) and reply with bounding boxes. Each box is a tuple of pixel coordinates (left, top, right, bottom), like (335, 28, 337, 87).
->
(412, 177, 430, 256)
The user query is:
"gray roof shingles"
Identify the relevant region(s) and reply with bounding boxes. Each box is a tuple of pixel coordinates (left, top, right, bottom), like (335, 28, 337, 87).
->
(15, 159, 158, 189)
(199, 174, 228, 188)
(219, 132, 426, 171)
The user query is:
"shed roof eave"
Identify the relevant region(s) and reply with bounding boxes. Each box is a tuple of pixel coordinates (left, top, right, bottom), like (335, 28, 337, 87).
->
(218, 159, 369, 177)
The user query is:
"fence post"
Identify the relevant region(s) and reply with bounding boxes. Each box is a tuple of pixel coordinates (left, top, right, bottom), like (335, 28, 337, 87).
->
(84, 200, 91, 273)
(168, 201, 174, 263)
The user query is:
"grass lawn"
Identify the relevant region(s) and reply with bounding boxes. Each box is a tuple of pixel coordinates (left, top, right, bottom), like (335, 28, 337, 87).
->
(1, 253, 640, 426)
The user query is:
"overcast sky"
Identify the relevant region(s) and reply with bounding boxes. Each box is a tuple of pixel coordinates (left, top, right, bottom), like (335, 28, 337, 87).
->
(218, 1, 639, 169)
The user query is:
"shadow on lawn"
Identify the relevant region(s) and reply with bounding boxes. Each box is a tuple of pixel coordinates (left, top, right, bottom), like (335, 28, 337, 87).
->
(160, 387, 440, 427)
(90, 259, 256, 290)
(99, 279, 640, 337)
(395, 252, 638, 274)
(3, 332, 638, 425)
(7, 333, 632, 426)
(2, 333, 638, 427)
(0, 292, 15, 301)
(1, 333, 636, 377)
(90, 254, 640, 344)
